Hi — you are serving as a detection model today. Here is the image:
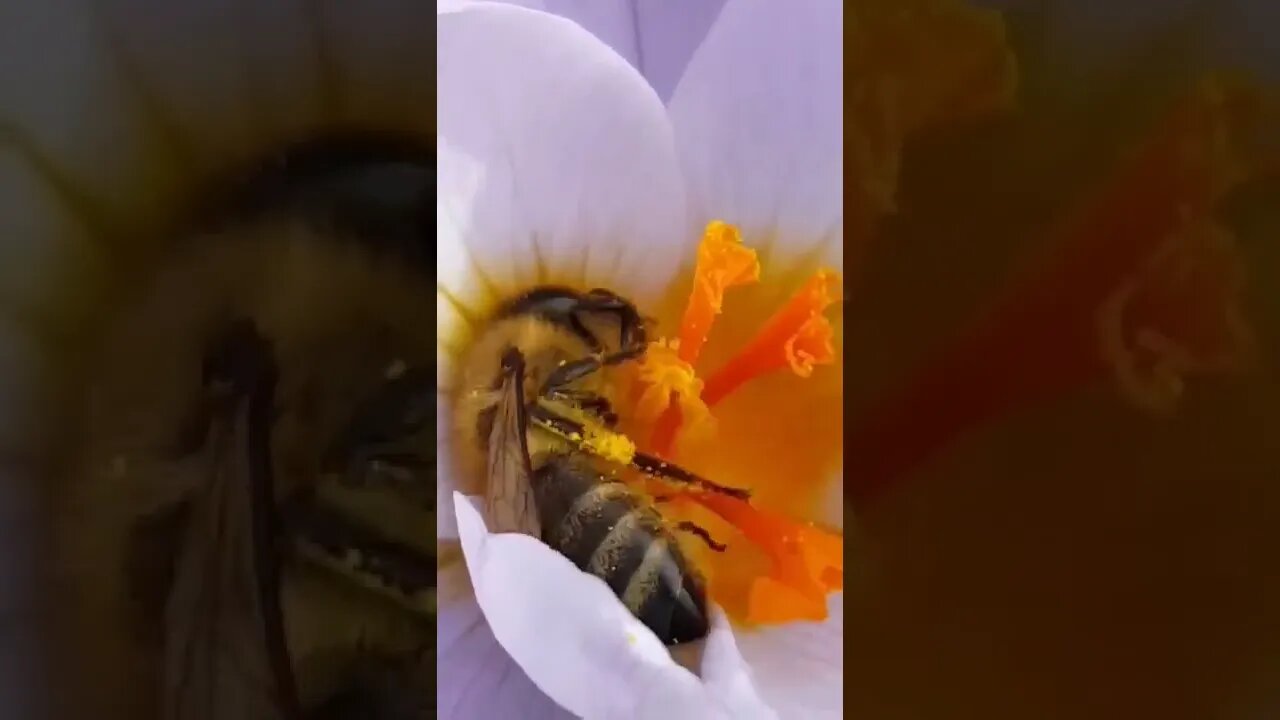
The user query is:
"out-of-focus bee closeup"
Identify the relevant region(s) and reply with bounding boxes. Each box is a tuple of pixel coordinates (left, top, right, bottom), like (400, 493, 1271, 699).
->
(451, 287, 751, 647)
(51, 139, 438, 720)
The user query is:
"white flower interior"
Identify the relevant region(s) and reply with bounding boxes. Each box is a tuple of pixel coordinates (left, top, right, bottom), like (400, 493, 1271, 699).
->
(438, 2, 843, 719)
(0, 0, 845, 718)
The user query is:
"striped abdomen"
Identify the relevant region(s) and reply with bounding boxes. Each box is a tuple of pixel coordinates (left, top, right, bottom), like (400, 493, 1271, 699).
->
(531, 453, 708, 645)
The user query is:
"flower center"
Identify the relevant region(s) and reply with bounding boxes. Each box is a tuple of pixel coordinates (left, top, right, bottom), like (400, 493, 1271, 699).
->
(616, 222, 844, 627)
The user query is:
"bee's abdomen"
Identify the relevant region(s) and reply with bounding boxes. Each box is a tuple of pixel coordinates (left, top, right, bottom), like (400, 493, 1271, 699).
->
(532, 453, 708, 645)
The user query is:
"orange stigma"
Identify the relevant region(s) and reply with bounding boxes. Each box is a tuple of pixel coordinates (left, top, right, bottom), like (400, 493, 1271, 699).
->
(702, 271, 840, 407)
(623, 221, 844, 626)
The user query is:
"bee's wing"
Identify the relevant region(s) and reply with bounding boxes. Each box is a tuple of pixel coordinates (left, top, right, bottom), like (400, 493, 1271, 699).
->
(483, 349, 542, 537)
(162, 398, 296, 720)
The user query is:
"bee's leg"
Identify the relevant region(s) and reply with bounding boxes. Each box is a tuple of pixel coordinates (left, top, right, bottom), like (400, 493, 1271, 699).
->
(565, 313, 605, 354)
(529, 403, 750, 500)
(323, 366, 434, 465)
(539, 344, 644, 395)
(280, 496, 437, 618)
(675, 520, 727, 553)
(544, 388, 618, 426)
(630, 451, 752, 500)
(328, 446, 435, 510)
(321, 364, 435, 502)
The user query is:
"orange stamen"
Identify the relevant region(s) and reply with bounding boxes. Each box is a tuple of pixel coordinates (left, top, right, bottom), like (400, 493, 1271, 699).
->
(634, 222, 757, 455)
(648, 393, 682, 459)
(677, 220, 760, 364)
(622, 221, 843, 625)
(688, 490, 844, 624)
(629, 340, 714, 458)
(702, 270, 841, 407)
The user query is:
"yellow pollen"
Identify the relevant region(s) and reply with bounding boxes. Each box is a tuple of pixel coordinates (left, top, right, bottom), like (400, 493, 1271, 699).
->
(581, 425, 637, 466)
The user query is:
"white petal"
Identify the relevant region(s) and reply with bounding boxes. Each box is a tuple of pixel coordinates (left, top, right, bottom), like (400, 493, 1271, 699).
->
(734, 593, 845, 719)
(493, 0, 729, 102)
(437, 560, 575, 719)
(0, 0, 183, 241)
(633, 0, 729, 102)
(437, 2, 691, 319)
(668, 0, 842, 271)
(435, 141, 486, 378)
(699, 608, 779, 720)
(455, 492, 758, 720)
(524, 0, 642, 69)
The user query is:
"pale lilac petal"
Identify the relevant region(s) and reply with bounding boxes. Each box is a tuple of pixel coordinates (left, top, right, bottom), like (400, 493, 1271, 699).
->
(437, 2, 691, 323)
(523, 1, 642, 69)
(456, 492, 777, 719)
(734, 593, 845, 719)
(437, 560, 575, 719)
(496, 0, 729, 101)
(667, 0, 842, 271)
(633, 0, 729, 102)
(454, 493, 709, 719)
(699, 607, 778, 720)
(435, 158, 475, 391)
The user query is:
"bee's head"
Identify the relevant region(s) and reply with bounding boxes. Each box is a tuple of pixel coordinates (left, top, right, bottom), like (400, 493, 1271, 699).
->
(497, 285, 649, 356)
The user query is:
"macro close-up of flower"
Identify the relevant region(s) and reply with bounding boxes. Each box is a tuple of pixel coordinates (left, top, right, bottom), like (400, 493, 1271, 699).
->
(441, 0, 1280, 718)
(437, 2, 845, 718)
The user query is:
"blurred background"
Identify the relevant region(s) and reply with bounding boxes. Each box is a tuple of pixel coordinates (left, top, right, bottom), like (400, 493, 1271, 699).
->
(845, 1, 1280, 718)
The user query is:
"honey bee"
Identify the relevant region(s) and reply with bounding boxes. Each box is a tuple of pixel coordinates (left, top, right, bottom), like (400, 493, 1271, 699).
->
(453, 286, 749, 646)
(54, 221, 438, 720)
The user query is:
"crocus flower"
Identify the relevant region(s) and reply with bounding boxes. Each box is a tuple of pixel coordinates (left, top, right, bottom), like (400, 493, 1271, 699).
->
(437, 1, 1016, 718)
